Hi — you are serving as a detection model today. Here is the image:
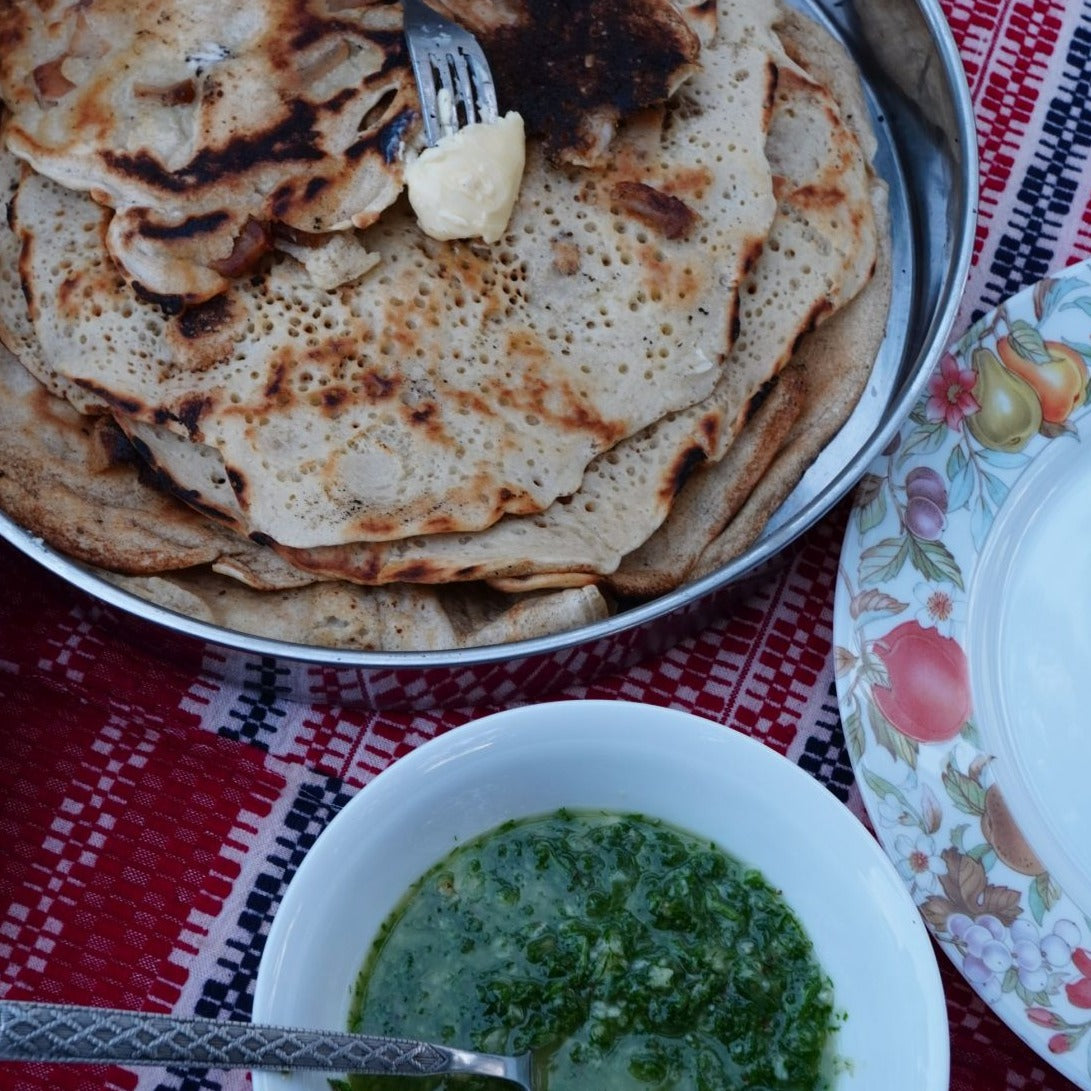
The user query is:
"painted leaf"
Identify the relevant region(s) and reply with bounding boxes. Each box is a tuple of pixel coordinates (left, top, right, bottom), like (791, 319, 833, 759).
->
(942, 758, 987, 816)
(900, 420, 947, 460)
(1062, 338, 1091, 358)
(1028, 874, 1047, 925)
(970, 494, 993, 553)
(844, 705, 865, 764)
(855, 485, 888, 535)
(920, 893, 957, 930)
(909, 535, 964, 589)
(860, 648, 891, 690)
(981, 467, 1010, 509)
(946, 444, 974, 511)
(866, 692, 919, 769)
(834, 645, 857, 678)
(859, 536, 910, 585)
(1037, 274, 1083, 318)
(855, 471, 884, 509)
(849, 587, 908, 620)
(975, 447, 1031, 471)
(1008, 318, 1051, 363)
(1035, 872, 1061, 916)
(920, 783, 943, 835)
(1040, 419, 1077, 440)
(1061, 296, 1091, 320)
(938, 846, 1022, 925)
(861, 765, 911, 808)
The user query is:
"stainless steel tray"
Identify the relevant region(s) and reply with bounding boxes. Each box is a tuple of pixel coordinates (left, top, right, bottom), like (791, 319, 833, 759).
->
(0, 0, 977, 708)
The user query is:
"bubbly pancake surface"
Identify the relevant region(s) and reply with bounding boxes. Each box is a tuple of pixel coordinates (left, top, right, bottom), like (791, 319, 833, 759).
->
(6, 0, 781, 549)
(0, 0, 892, 650)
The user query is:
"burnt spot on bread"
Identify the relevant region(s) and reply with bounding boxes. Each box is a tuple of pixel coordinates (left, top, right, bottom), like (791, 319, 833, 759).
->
(475, 0, 699, 163)
(133, 209, 232, 241)
(149, 396, 210, 438)
(304, 175, 331, 201)
(92, 417, 140, 469)
(134, 78, 197, 107)
(663, 443, 707, 500)
(789, 298, 834, 355)
(101, 99, 326, 194)
(550, 233, 582, 275)
(346, 106, 415, 165)
(765, 60, 779, 120)
(127, 449, 213, 515)
(264, 361, 287, 400)
(175, 396, 211, 437)
(271, 182, 297, 220)
(358, 369, 399, 401)
(611, 180, 699, 240)
(226, 466, 247, 503)
(177, 294, 233, 340)
(73, 377, 143, 416)
(131, 280, 186, 316)
(698, 412, 721, 450)
(743, 376, 777, 425)
(322, 386, 349, 411)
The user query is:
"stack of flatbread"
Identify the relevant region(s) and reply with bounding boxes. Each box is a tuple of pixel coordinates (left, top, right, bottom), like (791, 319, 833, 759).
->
(0, 0, 890, 652)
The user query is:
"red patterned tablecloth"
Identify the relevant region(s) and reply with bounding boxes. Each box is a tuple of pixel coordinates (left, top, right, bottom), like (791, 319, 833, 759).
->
(3, 1, 1091, 1088)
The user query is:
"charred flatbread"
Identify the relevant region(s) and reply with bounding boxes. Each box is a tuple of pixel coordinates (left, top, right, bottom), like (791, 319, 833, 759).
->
(0, 0, 895, 653)
(260, 26, 882, 590)
(5, 0, 782, 549)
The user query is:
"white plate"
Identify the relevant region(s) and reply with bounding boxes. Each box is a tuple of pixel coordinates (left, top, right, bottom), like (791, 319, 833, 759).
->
(253, 700, 947, 1090)
(835, 258, 1091, 1089)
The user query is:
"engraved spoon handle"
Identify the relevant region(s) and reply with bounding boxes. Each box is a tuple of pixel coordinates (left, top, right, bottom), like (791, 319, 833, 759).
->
(0, 1000, 532, 1087)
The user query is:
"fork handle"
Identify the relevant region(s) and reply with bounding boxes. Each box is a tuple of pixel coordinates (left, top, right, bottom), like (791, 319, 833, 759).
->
(0, 1000, 503, 1079)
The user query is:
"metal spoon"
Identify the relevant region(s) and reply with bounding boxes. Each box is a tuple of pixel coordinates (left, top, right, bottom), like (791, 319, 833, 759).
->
(0, 1000, 533, 1088)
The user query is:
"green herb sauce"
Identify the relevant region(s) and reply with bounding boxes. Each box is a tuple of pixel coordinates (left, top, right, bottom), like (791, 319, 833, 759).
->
(341, 810, 836, 1090)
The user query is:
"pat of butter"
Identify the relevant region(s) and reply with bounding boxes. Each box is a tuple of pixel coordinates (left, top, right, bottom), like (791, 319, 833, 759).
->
(406, 112, 526, 244)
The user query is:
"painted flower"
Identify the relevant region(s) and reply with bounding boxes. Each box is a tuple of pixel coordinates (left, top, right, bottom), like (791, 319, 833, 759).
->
(913, 581, 964, 636)
(925, 353, 980, 430)
(894, 832, 944, 893)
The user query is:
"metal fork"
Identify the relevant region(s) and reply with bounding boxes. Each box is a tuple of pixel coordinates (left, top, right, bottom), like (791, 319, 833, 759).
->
(0, 1000, 534, 1089)
(402, 0, 499, 145)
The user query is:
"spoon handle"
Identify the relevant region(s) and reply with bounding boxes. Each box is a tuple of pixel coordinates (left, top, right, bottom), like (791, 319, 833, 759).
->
(0, 1000, 526, 1084)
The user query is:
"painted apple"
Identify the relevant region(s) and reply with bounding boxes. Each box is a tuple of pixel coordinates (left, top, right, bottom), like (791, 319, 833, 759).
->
(998, 335, 1088, 423)
(872, 620, 972, 743)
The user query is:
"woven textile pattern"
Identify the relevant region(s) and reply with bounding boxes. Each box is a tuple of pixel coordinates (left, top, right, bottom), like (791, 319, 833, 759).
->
(3, 1, 1091, 1089)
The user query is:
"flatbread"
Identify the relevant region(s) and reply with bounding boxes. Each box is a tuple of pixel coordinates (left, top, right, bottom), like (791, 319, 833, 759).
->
(690, 181, 893, 579)
(7, 0, 782, 549)
(0, 332, 611, 650)
(0, 0, 422, 306)
(613, 8, 893, 592)
(260, 27, 881, 590)
(606, 363, 807, 598)
(0, 339, 316, 585)
(0, 0, 895, 654)
(103, 569, 611, 651)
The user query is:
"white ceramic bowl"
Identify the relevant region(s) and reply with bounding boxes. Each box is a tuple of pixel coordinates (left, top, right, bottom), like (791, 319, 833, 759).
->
(253, 701, 949, 1090)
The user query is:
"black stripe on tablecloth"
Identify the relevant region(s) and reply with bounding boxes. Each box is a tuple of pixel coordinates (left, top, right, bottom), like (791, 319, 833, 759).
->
(976, 10, 1091, 320)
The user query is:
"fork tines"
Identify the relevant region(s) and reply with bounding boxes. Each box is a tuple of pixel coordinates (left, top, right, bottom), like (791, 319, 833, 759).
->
(402, 0, 499, 146)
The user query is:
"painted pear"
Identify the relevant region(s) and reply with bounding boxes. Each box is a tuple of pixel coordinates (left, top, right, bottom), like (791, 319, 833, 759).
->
(965, 347, 1043, 452)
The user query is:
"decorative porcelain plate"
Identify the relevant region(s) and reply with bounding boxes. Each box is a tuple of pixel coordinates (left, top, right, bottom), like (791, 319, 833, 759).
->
(835, 258, 1091, 1089)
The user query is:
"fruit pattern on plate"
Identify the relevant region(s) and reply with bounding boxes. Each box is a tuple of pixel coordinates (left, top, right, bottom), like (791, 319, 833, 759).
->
(834, 261, 1091, 1084)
